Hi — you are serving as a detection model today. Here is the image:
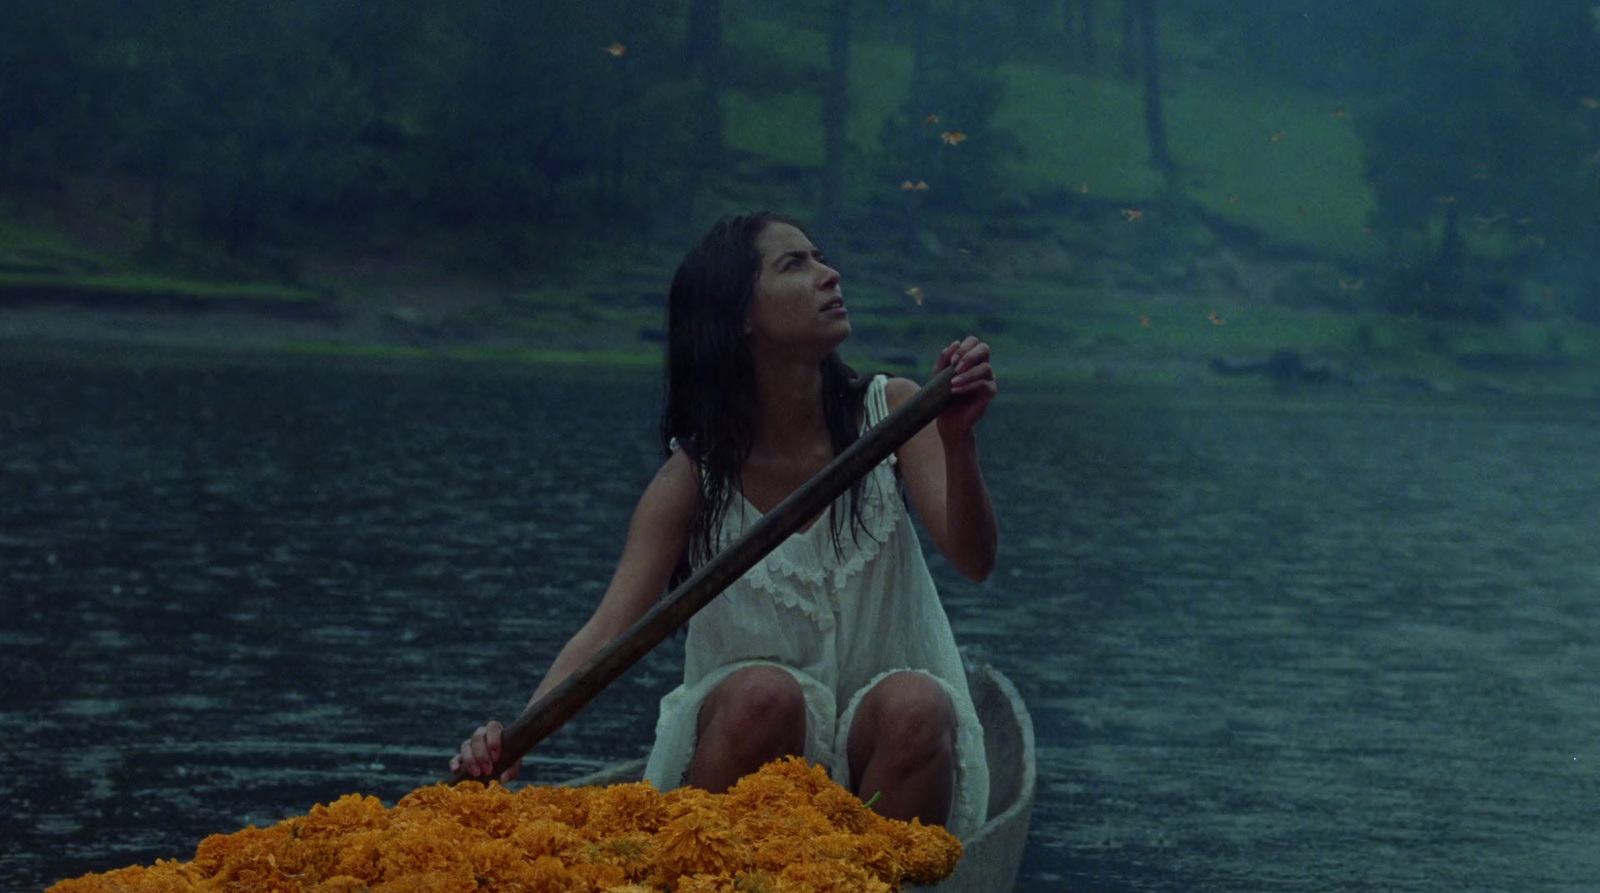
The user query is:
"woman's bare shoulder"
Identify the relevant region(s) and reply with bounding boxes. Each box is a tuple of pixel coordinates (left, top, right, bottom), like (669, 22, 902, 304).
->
(647, 448, 701, 502)
(649, 448, 700, 489)
(883, 375, 922, 409)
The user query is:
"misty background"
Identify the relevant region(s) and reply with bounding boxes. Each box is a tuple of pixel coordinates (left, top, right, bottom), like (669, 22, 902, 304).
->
(5, 3, 1600, 893)
(4, 0, 1600, 381)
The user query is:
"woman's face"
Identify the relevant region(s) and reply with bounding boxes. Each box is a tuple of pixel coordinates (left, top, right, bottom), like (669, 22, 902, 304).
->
(744, 222, 849, 353)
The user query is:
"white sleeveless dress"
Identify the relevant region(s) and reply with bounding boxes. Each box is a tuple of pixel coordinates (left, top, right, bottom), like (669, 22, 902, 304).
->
(643, 374, 989, 839)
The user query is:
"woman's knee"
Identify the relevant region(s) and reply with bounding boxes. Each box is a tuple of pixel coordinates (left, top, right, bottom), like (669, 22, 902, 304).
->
(854, 672, 957, 763)
(699, 665, 807, 750)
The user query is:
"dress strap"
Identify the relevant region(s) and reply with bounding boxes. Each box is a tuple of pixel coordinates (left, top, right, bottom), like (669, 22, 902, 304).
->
(862, 374, 897, 468)
(864, 374, 891, 429)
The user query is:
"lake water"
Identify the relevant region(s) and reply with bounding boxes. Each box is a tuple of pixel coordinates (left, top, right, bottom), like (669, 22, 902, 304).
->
(3, 354, 1598, 892)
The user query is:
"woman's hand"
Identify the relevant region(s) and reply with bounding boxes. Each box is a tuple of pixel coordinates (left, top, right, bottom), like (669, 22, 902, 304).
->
(934, 336, 996, 440)
(450, 720, 523, 782)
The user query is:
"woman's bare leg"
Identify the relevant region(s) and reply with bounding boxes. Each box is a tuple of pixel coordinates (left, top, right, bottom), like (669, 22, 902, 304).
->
(686, 664, 808, 792)
(845, 671, 957, 826)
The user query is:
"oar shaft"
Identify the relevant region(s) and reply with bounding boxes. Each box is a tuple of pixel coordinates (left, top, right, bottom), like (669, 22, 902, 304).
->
(444, 365, 958, 784)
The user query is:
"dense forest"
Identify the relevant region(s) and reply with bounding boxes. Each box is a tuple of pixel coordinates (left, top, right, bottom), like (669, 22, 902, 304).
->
(3, 0, 1600, 326)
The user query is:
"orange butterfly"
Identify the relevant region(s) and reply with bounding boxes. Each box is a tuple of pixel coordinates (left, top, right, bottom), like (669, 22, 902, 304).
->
(602, 43, 626, 56)
(905, 286, 925, 305)
(1209, 311, 1226, 326)
(1120, 208, 1144, 222)
(940, 131, 967, 145)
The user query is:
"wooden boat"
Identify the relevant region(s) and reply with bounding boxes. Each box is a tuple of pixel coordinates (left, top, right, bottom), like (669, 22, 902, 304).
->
(563, 653, 1036, 893)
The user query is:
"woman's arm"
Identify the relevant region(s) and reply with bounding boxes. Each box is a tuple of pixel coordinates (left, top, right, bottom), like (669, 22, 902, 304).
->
(452, 449, 701, 779)
(888, 337, 999, 582)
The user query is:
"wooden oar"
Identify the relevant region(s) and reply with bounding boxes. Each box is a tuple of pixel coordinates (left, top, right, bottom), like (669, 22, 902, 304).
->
(443, 364, 959, 784)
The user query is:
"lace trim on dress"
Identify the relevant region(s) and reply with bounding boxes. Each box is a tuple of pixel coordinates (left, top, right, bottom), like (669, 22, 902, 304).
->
(744, 561, 836, 629)
(736, 475, 903, 612)
(823, 470, 901, 590)
(693, 374, 906, 614)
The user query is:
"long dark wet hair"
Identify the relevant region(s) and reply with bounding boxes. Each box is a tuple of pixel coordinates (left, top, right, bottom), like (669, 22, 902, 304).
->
(661, 211, 872, 580)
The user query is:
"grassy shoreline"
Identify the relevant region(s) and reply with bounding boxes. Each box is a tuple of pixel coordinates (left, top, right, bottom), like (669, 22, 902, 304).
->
(5, 294, 1598, 404)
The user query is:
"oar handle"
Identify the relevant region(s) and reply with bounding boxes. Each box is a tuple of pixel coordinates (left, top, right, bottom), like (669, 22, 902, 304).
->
(443, 364, 958, 784)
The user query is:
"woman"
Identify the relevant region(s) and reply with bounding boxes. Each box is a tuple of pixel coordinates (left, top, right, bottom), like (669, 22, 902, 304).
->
(452, 212, 998, 837)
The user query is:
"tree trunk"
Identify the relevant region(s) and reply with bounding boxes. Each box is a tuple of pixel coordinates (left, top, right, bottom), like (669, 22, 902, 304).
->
(1121, 0, 1139, 78)
(1137, 0, 1172, 171)
(903, 0, 931, 249)
(684, 0, 724, 226)
(1059, 0, 1076, 58)
(949, 0, 969, 71)
(1079, 0, 1097, 63)
(1011, 0, 1040, 35)
(226, 153, 264, 257)
(820, 0, 851, 242)
(687, 0, 724, 165)
(148, 147, 169, 248)
(1437, 203, 1463, 279)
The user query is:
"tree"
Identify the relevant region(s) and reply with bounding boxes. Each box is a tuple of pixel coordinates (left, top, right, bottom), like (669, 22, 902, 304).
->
(0, 0, 106, 188)
(873, 0, 1017, 253)
(1133, 0, 1171, 172)
(684, 0, 725, 225)
(820, 0, 853, 242)
(1355, 1, 1565, 319)
(1075, 0, 1098, 64)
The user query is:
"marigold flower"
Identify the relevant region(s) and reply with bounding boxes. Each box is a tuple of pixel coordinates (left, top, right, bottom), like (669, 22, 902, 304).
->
(301, 794, 390, 838)
(673, 871, 739, 892)
(587, 833, 654, 879)
(304, 876, 369, 892)
(649, 809, 752, 884)
(369, 868, 477, 892)
(775, 860, 892, 893)
(524, 853, 580, 892)
(515, 782, 592, 827)
(879, 818, 962, 884)
(571, 860, 629, 890)
(47, 757, 961, 893)
(808, 784, 873, 834)
(507, 817, 588, 861)
(584, 781, 668, 837)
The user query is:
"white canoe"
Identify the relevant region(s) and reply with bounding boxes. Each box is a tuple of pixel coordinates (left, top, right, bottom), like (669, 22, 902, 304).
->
(562, 653, 1037, 892)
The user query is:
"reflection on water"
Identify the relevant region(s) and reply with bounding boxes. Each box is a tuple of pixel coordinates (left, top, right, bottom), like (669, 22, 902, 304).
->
(3, 358, 1598, 892)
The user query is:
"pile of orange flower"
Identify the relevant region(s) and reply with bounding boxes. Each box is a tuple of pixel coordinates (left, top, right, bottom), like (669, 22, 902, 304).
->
(48, 757, 961, 893)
